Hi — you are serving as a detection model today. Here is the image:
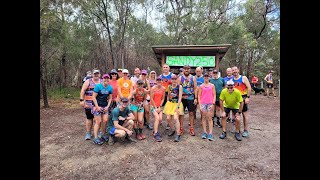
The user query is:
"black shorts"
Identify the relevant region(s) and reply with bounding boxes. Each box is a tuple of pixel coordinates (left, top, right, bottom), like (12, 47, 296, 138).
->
(267, 83, 273, 89)
(242, 95, 248, 112)
(85, 108, 94, 119)
(215, 100, 220, 107)
(224, 108, 239, 117)
(182, 99, 196, 112)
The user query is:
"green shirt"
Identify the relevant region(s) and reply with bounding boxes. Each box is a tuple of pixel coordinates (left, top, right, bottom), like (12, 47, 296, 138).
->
(219, 88, 243, 109)
(107, 106, 132, 131)
(209, 77, 225, 101)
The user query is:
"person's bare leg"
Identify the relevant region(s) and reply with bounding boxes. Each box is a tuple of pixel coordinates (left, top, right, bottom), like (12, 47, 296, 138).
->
(167, 115, 175, 129)
(153, 111, 160, 134)
(138, 112, 144, 129)
(100, 114, 109, 135)
(208, 109, 214, 134)
(144, 104, 150, 124)
(243, 112, 249, 131)
(201, 111, 207, 133)
(222, 116, 227, 132)
(266, 88, 270, 97)
(189, 111, 194, 128)
(173, 114, 181, 135)
(86, 119, 93, 133)
(235, 114, 241, 132)
(93, 115, 102, 138)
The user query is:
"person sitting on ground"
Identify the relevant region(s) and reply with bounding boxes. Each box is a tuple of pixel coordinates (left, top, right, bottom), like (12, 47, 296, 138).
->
(107, 97, 137, 145)
(219, 80, 244, 141)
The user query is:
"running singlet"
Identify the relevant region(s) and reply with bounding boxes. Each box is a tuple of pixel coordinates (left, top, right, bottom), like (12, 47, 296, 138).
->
(109, 80, 118, 101)
(161, 72, 173, 92)
(85, 78, 103, 106)
(132, 88, 146, 105)
(195, 75, 204, 87)
(200, 85, 213, 104)
(233, 75, 248, 95)
(153, 87, 164, 107)
(168, 85, 180, 103)
(180, 75, 195, 100)
(223, 76, 233, 84)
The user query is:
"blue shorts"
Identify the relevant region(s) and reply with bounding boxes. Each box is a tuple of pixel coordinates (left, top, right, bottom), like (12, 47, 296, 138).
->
(92, 106, 108, 116)
(130, 104, 144, 113)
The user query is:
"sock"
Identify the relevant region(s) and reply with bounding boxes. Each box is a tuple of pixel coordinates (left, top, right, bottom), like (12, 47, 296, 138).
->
(138, 128, 143, 134)
(134, 128, 139, 134)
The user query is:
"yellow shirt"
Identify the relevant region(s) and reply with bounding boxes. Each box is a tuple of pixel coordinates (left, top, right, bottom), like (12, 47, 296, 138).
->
(117, 78, 132, 98)
(219, 88, 243, 109)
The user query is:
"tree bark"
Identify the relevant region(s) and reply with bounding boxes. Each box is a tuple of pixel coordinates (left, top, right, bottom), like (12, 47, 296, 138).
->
(40, 48, 49, 108)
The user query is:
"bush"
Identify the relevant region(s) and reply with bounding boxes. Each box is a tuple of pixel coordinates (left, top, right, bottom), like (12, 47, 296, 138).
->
(48, 87, 79, 100)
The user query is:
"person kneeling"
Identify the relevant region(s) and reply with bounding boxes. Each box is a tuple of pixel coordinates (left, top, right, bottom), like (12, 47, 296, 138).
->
(107, 97, 137, 145)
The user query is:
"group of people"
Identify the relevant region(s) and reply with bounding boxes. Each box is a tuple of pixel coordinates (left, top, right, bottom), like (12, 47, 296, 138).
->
(80, 64, 271, 145)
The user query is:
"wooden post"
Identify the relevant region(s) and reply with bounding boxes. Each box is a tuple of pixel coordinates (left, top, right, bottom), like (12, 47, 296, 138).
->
(161, 52, 165, 67)
(215, 53, 220, 71)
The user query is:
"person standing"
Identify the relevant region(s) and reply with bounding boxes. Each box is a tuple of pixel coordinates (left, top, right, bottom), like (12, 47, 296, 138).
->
(150, 76, 166, 142)
(264, 70, 276, 97)
(219, 80, 244, 141)
(91, 74, 113, 145)
(198, 73, 216, 141)
(177, 64, 198, 136)
(163, 74, 183, 142)
(232, 66, 251, 138)
(128, 80, 147, 140)
(209, 69, 225, 128)
(80, 69, 102, 140)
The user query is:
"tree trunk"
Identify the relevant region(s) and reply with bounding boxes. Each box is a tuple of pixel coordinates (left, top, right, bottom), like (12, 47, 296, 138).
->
(72, 58, 83, 87)
(40, 48, 49, 108)
(61, 53, 67, 87)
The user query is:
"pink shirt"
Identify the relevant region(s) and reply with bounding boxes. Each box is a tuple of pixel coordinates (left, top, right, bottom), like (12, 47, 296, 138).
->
(200, 84, 214, 104)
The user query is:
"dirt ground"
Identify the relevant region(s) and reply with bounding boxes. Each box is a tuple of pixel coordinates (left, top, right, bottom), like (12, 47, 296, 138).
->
(40, 94, 280, 180)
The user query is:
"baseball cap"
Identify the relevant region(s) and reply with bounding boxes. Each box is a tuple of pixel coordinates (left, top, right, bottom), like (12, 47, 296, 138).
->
(212, 69, 218, 73)
(150, 70, 156, 74)
(120, 97, 129, 102)
(93, 69, 100, 74)
(204, 72, 209, 77)
(117, 69, 122, 72)
(110, 69, 117, 74)
(122, 69, 129, 74)
(141, 70, 147, 75)
(226, 79, 234, 85)
(102, 74, 110, 79)
(171, 74, 178, 79)
(137, 79, 144, 84)
(179, 68, 184, 72)
(156, 76, 162, 80)
(183, 64, 191, 68)
(209, 68, 213, 71)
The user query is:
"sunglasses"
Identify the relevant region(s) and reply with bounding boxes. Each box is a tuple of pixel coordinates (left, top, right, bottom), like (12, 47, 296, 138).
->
(204, 75, 209, 77)
(142, 74, 147, 75)
(110, 73, 117, 75)
(227, 86, 234, 89)
(213, 72, 218, 74)
(122, 101, 128, 103)
(156, 79, 162, 81)
(171, 78, 177, 80)
(123, 73, 128, 74)
(103, 77, 110, 79)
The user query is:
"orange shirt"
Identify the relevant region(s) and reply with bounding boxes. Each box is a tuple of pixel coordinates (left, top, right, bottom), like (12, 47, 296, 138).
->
(153, 87, 164, 107)
(117, 78, 132, 98)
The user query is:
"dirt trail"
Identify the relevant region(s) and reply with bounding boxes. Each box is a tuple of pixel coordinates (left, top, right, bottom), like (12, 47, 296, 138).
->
(40, 95, 280, 179)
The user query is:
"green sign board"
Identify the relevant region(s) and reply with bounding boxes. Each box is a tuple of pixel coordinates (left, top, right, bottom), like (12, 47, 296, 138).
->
(166, 56, 215, 67)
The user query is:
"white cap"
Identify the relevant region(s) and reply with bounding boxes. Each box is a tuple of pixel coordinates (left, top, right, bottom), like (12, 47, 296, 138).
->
(122, 69, 129, 74)
(226, 79, 234, 85)
(92, 69, 100, 74)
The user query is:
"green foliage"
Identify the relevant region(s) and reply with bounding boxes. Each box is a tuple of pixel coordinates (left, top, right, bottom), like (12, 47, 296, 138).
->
(48, 87, 80, 100)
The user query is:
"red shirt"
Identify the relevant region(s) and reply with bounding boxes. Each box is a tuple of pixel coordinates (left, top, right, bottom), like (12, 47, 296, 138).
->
(251, 76, 258, 84)
(109, 80, 118, 101)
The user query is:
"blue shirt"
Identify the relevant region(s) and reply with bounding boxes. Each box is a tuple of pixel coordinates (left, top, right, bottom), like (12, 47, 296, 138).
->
(223, 76, 234, 84)
(93, 84, 113, 106)
(195, 75, 204, 87)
